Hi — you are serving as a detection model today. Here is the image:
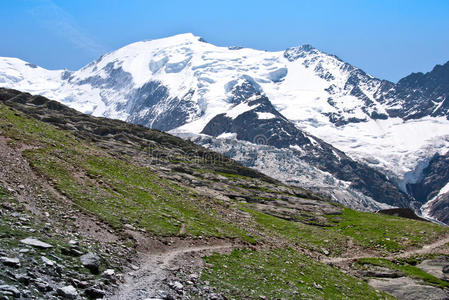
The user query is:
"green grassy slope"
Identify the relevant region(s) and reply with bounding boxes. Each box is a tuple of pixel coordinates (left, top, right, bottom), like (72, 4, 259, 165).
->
(1, 88, 449, 298)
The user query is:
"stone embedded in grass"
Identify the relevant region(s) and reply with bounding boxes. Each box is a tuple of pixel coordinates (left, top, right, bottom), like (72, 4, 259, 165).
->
(80, 252, 101, 274)
(41, 256, 55, 266)
(313, 282, 323, 290)
(61, 246, 84, 257)
(0, 285, 20, 297)
(0, 256, 20, 268)
(20, 237, 53, 249)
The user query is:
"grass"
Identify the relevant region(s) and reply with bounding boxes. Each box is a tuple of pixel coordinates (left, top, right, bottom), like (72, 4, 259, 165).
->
(4, 103, 449, 252)
(3, 101, 449, 298)
(215, 171, 252, 181)
(243, 206, 349, 255)
(357, 257, 449, 289)
(23, 143, 251, 240)
(240, 205, 449, 256)
(0, 104, 253, 241)
(202, 248, 393, 299)
(327, 208, 449, 253)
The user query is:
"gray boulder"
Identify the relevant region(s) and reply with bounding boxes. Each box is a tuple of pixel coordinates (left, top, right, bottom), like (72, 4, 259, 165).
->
(80, 252, 101, 274)
(57, 285, 78, 299)
(20, 237, 53, 249)
(0, 256, 20, 268)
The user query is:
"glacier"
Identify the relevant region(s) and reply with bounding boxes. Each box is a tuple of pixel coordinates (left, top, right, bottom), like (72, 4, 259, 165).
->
(1, 33, 449, 216)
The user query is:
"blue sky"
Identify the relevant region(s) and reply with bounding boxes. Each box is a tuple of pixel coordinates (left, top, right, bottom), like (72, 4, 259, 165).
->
(1, 0, 448, 82)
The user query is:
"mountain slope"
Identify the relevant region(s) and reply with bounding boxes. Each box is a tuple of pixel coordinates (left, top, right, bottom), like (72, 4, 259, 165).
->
(1, 33, 449, 219)
(2, 88, 449, 299)
(200, 83, 411, 208)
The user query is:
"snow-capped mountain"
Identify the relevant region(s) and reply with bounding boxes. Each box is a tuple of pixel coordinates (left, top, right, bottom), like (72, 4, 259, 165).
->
(1, 33, 448, 220)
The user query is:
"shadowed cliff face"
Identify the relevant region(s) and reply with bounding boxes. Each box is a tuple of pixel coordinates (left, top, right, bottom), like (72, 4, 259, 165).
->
(408, 152, 449, 204)
(202, 82, 412, 208)
(407, 151, 449, 224)
(378, 61, 449, 120)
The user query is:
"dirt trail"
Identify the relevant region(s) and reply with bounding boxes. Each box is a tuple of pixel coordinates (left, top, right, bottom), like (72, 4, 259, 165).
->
(322, 235, 449, 264)
(108, 242, 236, 300)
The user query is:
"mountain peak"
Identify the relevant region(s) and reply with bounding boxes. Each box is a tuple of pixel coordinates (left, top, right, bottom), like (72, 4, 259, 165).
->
(139, 33, 203, 46)
(283, 44, 319, 61)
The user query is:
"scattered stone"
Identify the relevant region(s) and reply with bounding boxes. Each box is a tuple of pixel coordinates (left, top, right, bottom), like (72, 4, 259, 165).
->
(124, 224, 135, 230)
(15, 274, 30, 285)
(443, 265, 449, 274)
(20, 237, 53, 249)
(85, 286, 106, 298)
(102, 269, 115, 279)
(61, 247, 83, 257)
(188, 273, 199, 281)
(1, 202, 13, 210)
(0, 285, 20, 297)
(34, 280, 52, 292)
(0, 256, 20, 268)
(41, 256, 55, 266)
(130, 264, 139, 270)
(80, 252, 101, 274)
(57, 285, 78, 299)
(170, 281, 183, 291)
(313, 282, 323, 290)
(77, 281, 90, 289)
(209, 293, 221, 300)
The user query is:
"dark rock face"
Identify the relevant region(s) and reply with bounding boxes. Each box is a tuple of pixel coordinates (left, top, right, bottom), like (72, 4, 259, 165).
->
(378, 61, 449, 120)
(125, 81, 200, 131)
(405, 151, 449, 224)
(225, 78, 262, 104)
(76, 62, 134, 90)
(408, 152, 449, 203)
(202, 83, 411, 208)
(424, 194, 449, 224)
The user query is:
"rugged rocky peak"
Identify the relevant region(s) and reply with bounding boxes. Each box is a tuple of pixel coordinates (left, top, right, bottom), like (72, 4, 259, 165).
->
(379, 60, 449, 120)
(225, 78, 262, 105)
(283, 44, 318, 61)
